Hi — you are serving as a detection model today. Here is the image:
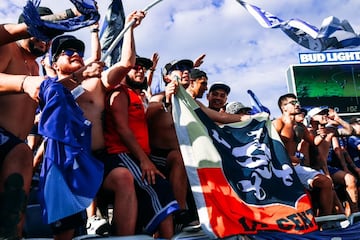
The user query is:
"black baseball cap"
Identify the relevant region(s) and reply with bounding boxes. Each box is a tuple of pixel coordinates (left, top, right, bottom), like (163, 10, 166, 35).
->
(163, 59, 194, 76)
(50, 35, 85, 64)
(136, 57, 153, 70)
(209, 82, 231, 95)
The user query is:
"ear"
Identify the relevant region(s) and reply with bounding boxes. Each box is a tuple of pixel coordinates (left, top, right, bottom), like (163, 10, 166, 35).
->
(52, 62, 59, 71)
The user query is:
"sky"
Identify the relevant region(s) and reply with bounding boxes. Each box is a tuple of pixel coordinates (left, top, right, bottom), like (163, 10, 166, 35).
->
(1, 0, 360, 117)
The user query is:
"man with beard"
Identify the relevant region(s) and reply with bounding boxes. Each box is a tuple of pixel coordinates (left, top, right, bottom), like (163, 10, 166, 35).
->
(46, 10, 147, 238)
(103, 56, 180, 238)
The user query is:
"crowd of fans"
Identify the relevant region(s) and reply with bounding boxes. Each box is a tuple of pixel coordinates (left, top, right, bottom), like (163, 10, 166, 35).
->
(1, 3, 360, 240)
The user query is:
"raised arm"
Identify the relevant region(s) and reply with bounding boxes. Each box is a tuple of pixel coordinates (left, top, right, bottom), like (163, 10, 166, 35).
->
(328, 108, 354, 136)
(102, 10, 146, 88)
(196, 100, 250, 123)
(85, 22, 101, 64)
(0, 8, 82, 46)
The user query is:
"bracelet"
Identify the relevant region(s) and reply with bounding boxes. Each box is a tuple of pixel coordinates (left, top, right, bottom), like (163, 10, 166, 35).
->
(65, 8, 76, 18)
(20, 75, 28, 92)
(162, 96, 171, 112)
(149, 68, 155, 72)
(91, 28, 99, 33)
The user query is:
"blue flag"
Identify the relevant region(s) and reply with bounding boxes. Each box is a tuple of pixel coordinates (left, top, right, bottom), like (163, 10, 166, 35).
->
(237, 0, 360, 51)
(22, 0, 100, 42)
(99, 0, 126, 67)
(38, 77, 103, 223)
(247, 89, 271, 115)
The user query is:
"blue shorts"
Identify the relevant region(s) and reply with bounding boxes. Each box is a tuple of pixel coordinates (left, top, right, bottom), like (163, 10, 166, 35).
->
(0, 127, 23, 165)
(328, 166, 341, 175)
(149, 148, 172, 174)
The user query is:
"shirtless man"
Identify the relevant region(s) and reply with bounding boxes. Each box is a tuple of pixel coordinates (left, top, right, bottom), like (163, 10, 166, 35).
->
(272, 93, 334, 216)
(307, 107, 358, 215)
(0, 7, 100, 238)
(48, 10, 146, 238)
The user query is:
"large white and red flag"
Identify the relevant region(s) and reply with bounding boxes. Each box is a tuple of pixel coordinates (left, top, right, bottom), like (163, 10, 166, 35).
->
(172, 86, 318, 238)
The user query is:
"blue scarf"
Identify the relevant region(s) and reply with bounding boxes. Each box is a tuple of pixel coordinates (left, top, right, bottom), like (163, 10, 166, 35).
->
(22, 0, 100, 42)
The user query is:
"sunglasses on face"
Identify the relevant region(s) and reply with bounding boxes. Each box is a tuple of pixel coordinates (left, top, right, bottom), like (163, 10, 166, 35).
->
(60, 49, 84, 58)
(132, 65, 147, 71)
(285, 100, 300, 106)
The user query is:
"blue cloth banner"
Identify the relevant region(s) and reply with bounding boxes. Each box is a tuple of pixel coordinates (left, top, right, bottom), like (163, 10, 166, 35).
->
(237, 0, 360, 51)
(22, 0, 100, 42)
(38, 77, 103, 223)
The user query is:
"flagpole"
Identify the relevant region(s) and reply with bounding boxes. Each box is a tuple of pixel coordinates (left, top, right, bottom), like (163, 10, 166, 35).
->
(100, 0, 164, 62)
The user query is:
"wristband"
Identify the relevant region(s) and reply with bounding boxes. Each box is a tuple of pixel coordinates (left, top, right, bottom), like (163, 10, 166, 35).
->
(20, 75, 28, 92)
(91, 28, 99, 33)
(65, 8, 76, 18)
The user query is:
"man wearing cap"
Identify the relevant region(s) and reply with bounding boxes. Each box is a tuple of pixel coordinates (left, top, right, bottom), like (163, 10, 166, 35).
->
(162, 59, 194, 89)
(146, 66, 251, 231)
(0, 6, 103, 239)
(306, 106, 359, 215)
(44, 10, 148, 238)
(273, 93, 334, 216)
(226, 101, 252, 115)
(207, 82, 231, 112)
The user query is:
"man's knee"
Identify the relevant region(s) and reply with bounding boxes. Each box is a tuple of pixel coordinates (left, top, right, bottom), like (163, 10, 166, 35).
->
(344, 173, 357, 188)
(313, 174, 333, 189)
(105, 168, 134, 191)
(0, 173, 27, 238)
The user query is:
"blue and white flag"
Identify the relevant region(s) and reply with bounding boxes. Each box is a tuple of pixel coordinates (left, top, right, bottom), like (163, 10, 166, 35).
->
(99, 0, 126, 67)
(22, 0, 100, 42)
(247, 89, 271, 115)
(38, 77, 103, 223)
(237, 0, 360, 51)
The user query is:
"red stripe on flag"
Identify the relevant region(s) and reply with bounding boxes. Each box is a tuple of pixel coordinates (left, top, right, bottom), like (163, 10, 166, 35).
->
(197, 168, 318, 237)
